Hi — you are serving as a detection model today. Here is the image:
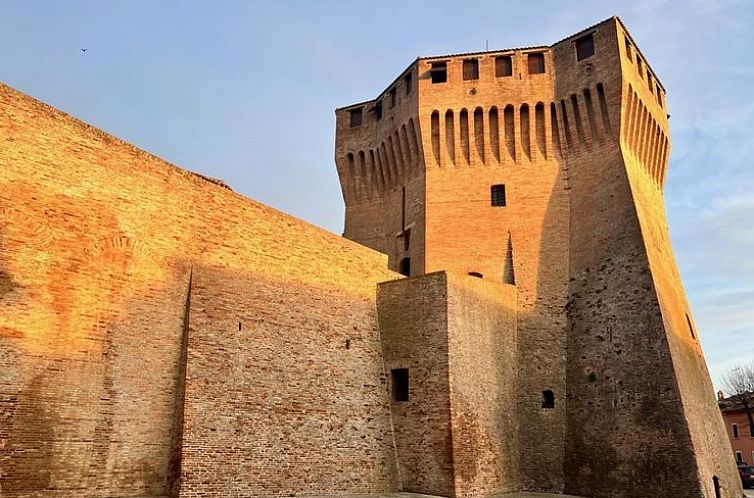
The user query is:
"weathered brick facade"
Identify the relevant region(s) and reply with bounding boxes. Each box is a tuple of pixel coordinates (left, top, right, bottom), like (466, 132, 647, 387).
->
(0, 15, 741, 498)
(0, 82, 400, 497)
(336, 16, 741, 498)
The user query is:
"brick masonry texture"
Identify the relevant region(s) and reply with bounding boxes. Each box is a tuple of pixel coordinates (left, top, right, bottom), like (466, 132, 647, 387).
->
(337, 16, 741, 498)
(377, 272, 518, 497)
(0, 81, 400, 497)
(0, 14, 742, 498)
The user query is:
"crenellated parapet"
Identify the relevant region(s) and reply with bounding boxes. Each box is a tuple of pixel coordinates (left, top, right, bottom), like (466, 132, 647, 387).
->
(423, 80, 614, 169)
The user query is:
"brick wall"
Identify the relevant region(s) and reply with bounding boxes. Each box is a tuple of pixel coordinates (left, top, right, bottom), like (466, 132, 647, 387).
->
(377, 272, 519, 497)
(377, 272, 454, 496)
(0, 82, 400, 497)
(559, 19, 742, 498)
(446, 274, 519, 497)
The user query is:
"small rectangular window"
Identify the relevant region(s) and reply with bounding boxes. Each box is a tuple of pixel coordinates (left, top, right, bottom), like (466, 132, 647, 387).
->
(576, 33, 595, 61)
(349, 108, 363, 128)
(389, 87, 397, 108)
(527, 53, 545, 74)
(656, 85, 663, 106)
(463, 58, 479, 80)
(431, 62, 447, 84)
(733, 423, 740, 439)
(637, 58, 644, 78)
(495, 55, 513, 77)
(391, 368, 409, 402)
(373, 101, 383, 120)
(491, 184, 506, 207)
(647, 73, 654, 94)
(624, 37, 633, 62)
(736, 451, 743, 462)
(399, 257, 411, 277)
(404, 72, 413, 95)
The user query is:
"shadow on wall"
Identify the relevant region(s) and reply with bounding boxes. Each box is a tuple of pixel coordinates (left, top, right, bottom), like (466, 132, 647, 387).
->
(0, 185, 399, 497)
(0, 189, 191, 498)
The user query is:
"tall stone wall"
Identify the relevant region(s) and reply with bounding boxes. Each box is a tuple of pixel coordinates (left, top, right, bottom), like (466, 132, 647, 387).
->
(623, 120, 742, 498)
(557, 19, 742, 498)
(415, 48, 573, 494)
(377, 272, 519, 497)
(446, 274, 518, 497)
(377, 273, 454, 496)
(0, 83, 400, 497)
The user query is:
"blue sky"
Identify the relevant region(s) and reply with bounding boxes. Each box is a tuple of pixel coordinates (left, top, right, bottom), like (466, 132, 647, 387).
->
(1, 1, 752, 388)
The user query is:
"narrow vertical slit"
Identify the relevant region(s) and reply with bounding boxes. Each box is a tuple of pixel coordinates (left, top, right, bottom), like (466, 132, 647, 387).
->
(408, 118, 420, 163)
(379, 143, 392, 186)
(378, 146, 388, 187)
(638, 108, 650, 164)
(431, 111, 441, 166)
(520, 104, 530, 160)
(630, 94, 641, 153)
(346, 152, 356, 200)
(582, 88, 600, 143)
(474, 107, 485, 164)
(400, 124, 412, 168)
(460, 109, 470, 164)
(597, 82, 611, 131)
(504, 104, 516, 161)
(560, 100, 573, 150)
(489, 107, 500, 163)
(396, 130, 407, 176)
(550, 103, 562, 156)
(535, 102, 546, 159)
(388, 135, 401, 182)
(369, 150, 382, 191)
(570, 94, 587, 146)
(445, 110, 455, 165)
(358, 151, 367, 197)
(625, 86, 634, 144)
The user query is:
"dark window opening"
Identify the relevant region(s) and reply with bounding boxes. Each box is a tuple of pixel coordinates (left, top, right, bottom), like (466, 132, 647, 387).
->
(736, 452, 743, 462)
(389, 87, 397, 108)
(404, 72, 413, 95)
(527, 53, 545, 74)
(491, 184, 506, 207)
(685, 314, 696, 340)
(637, 58, 644, 78)
(399, 257, 411, 277)
(647, 73, 654, 94)
(495, 55, 513, 77)
(431, 62, 447, 84)
(468, 272, 483, 279)
(392, 368, 409, 402)
(463, 58, 479, 80)
(349, 108, 363, 127)
(624, 37, 633, 61)
(656, 85, 663, 106)
(345, 339, 351, 350)
(576, 33, 595, 61)
(733, 424, 740, 439)
(542, 390, 555, 408)
(373, 101, 383, 120)
(238, 322, 242, 331)
(403, 228, 411, 251)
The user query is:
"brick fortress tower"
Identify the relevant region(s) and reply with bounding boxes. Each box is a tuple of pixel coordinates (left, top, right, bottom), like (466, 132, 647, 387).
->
(335, 17, 741, 498)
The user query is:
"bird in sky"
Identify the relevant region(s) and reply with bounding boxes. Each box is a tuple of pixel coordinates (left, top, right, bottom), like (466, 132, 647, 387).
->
(80, 48, 87, 53)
